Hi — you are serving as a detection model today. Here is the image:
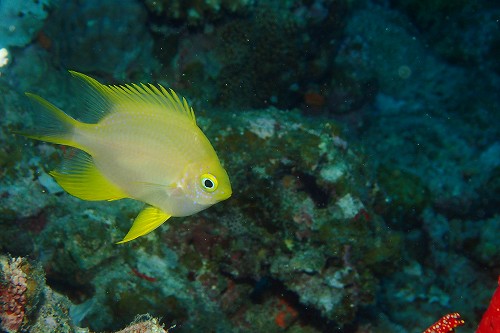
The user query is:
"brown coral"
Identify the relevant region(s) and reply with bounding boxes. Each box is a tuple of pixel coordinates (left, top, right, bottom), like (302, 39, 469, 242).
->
(115, 315, 171, 333)
(0, 257, 28, 332)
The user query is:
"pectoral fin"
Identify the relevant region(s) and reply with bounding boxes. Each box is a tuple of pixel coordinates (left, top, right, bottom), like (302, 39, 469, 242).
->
(117, 206, 171, 244)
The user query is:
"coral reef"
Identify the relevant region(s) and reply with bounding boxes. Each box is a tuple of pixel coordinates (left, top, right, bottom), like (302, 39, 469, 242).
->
(43, 0, 159, 80)
(0, 257, 29, 332)
(2, 77, 401, 331)
(144, 0, 255, 26)
(114, 315, 171, 333)
(0, 0, 499, 332)
(2, 66, 400, 331)
(391, 0, 500, 70)
(0, 256, 45, 332)
(0, 254, 176, 333)
(0, 0, 54, 48)
(336, 3, 500, 218)
(151, 1, 350, 109)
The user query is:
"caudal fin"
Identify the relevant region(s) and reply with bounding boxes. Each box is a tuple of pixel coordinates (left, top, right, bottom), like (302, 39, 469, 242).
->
(15, 93, 82, 149)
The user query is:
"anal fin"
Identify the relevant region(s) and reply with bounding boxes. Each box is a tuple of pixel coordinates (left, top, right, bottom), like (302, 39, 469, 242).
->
(117, 206, 171, 244)
(50, 150, 127, 201)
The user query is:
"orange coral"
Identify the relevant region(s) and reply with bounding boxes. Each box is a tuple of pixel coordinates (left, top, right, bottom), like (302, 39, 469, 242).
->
(274, 298, 299, 329)
(275, 311, 287, 328)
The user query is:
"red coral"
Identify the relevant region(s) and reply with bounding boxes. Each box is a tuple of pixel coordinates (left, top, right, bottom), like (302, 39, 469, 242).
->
(275, 311, 287, 329)
(274, 297, 299, 329)
(0, 257, 28, 332)
(476, 276, 500, 333)
(131, 268, 157, 282)
(423, 313, 464, 333)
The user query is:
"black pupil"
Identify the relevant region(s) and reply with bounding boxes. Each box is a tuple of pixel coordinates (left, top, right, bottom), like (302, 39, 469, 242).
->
(204, 179, 214, 188)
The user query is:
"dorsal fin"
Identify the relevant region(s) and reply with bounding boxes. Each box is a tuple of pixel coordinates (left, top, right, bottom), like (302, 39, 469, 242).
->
(69, 71, 196, 124)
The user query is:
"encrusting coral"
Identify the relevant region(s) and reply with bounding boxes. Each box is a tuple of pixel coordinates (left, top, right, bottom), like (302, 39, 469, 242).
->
(0, 254, 176, 333)
(0, 257, 28, 332)
(115, 315, 172, 333)
(0, 255, 47, 333)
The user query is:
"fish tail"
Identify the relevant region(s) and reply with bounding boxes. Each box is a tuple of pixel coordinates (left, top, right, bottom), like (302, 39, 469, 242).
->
(16, 93, 84, 149)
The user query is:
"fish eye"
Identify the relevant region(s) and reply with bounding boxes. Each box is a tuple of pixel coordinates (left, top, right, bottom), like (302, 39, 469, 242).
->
(200, 173, 218, 192)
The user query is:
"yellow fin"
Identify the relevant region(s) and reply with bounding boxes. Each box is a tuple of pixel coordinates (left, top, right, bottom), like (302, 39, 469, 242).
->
(69, 71, 196, 124)
(50, 150, 127, 201)
(17, 93, 83, 149)
(117, 206, 171, 244)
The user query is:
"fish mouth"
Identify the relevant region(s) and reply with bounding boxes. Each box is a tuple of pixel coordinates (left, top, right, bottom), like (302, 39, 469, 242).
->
(219, 186, 232, 201)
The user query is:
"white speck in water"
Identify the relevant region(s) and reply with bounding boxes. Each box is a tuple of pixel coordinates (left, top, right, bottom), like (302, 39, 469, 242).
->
(0, 48, 9, 68)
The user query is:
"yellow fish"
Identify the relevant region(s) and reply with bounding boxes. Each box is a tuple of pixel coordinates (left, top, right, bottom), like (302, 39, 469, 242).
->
(19, 71, 232, 243)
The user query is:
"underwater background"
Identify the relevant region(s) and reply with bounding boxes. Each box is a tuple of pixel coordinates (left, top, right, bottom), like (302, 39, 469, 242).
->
(0, 0, 499, 332)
